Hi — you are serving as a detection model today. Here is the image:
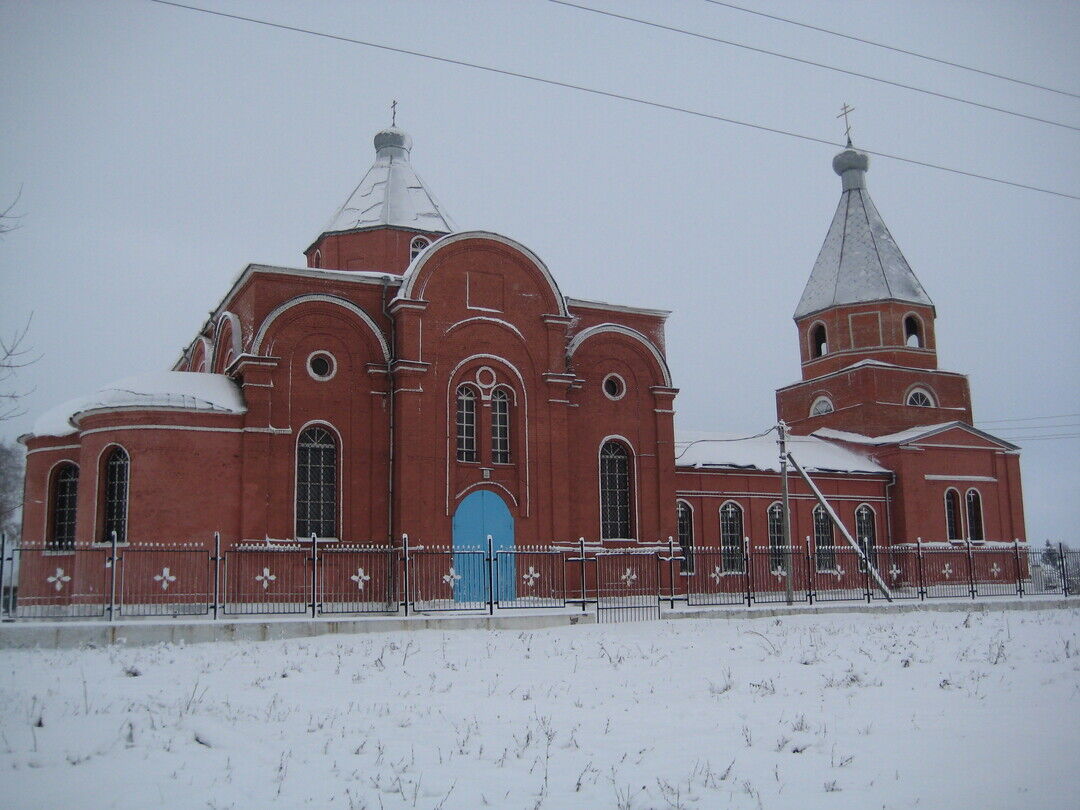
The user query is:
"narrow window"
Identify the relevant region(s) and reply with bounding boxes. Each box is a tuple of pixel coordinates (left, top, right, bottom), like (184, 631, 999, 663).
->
(904, 315, 922, 348)
(676, 500, 694, 573)
(720, 502, 745, 573)
(600, 441, 632, 539)
(491, 388, 511, 464)
(767, 502, 786, 571)
(49, 464, 79, 551)
(456, 385, 477, 462)
(814, 506, 836, 572)
(296, 426, 337, 539)
(966, 489, 984, 542)
(410, 236, 430, 260)
(101, 447, 129, 544)
(810, 323, 828, 358)
(312, 249, 321, 269)
(945, 489, 962, 540)
(855, 505, 876, 572)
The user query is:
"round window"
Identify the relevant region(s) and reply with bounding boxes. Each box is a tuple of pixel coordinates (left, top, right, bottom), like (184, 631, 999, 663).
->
(602, 374, 626, 400)
(307, 352, 336, 381)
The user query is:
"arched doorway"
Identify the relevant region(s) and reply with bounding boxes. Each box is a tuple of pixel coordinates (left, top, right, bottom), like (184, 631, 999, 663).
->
(452, 490, 515, 602)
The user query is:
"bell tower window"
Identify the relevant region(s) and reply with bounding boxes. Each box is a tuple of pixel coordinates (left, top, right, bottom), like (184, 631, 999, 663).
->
(410, 236, 430, 261)
(906, 387, 935, 407)
(810, 323, 828, 358)
(904, 315, 923, 348)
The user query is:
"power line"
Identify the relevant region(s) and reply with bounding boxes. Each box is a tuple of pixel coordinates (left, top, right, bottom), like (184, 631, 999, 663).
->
(550, 1, 1080, 132)
(675, 427, 777, 460)
(978, 412, 1080, 424)
(986, 422, 1080, 432)
(144, 0, 1080, 201)
(997, 433, 1080, 441)
(701, 0, 1080, 100)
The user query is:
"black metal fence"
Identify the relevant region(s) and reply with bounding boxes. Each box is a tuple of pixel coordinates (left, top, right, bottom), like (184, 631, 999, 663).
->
(1, 533, 1076, 623)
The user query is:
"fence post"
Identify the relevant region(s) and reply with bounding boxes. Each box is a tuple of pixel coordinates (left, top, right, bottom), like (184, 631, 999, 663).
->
(5, 542, 15, 619)
(311, 533, 318, 619)
(212, 531, 221, 620)
(668, 536, 676, 610)
(402, 534, 410, 617)
(0, 531, 5, 620)
(863, 537, 872, 603)
(487, 535, 495, 616)
(915, 538, 926, 600)
(109, 530, 118, 621)
(1059, 542, 1069, 596)
(1013, 539, 1024, 597)
(806, 536, 815, 604)
(579, 537, 587, 613)
(965, 540, 976, 599)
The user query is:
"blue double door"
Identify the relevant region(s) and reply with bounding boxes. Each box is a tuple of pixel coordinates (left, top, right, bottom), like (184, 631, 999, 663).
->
(451, 490, 515, 602)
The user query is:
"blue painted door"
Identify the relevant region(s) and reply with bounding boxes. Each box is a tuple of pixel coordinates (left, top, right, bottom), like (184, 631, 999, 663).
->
(452, 490, 515, 603)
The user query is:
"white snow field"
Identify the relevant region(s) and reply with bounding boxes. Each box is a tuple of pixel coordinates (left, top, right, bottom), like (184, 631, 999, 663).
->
(2, 609, 1078, 809)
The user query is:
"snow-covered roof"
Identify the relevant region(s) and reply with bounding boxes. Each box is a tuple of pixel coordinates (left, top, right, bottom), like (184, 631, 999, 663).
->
(795, 146, 933, 319)
(31, 372, 246, 437)
(675, 429, 887, 475)
(319, 127, 455, 236)
(813, 422, 1018, 450)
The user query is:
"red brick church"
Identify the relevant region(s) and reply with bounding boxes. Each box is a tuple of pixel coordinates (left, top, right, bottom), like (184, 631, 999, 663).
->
(18, 126, 1026, 590)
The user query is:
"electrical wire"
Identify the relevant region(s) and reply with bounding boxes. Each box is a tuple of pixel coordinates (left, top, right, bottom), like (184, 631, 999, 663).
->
(977, 412, 1080, 424)
(674, 426, 777, 460)
(996, 434, 1080, 441)
(143, 1, 1080, 202)
(701, 0, 1080, 100)
(550, 1, 1080, 132)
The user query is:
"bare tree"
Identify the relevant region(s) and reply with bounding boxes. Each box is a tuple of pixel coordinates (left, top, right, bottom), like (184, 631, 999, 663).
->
(0, 440, 22, 542)
(0, 186, 24, 236)
(1, 315, 38, 423)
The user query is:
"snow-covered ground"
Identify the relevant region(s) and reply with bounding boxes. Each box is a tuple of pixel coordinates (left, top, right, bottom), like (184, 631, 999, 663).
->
(2, 609, 1078, 809)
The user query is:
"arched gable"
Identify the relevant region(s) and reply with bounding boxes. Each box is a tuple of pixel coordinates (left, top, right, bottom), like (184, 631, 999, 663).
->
(252, 294, 391, 363)
(212, 312, 243, 373)
(395, 231, 569, 317)
(567, 323, 673, 387)
(189, 336, 212, 373)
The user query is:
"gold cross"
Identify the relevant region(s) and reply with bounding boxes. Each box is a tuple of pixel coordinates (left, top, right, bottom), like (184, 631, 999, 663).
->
(837, 103, 855, 145)
(391, 99, 397, 127)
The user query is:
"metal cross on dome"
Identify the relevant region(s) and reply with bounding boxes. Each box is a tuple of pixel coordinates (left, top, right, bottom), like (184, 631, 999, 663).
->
(391, 99, 397, 127)
(837, 102, 855, 145)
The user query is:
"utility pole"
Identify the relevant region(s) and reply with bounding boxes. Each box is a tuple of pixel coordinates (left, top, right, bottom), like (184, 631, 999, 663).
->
(779, 421, 794, 605)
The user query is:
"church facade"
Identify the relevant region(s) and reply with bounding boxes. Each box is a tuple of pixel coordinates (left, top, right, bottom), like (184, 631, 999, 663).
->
(17, 127, 1026, 595)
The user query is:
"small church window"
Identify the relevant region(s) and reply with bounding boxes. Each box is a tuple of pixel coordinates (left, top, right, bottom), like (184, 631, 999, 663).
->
(945, 489, 962, 540)
(906, 388, 934, 407)
(676, 500, 694, 573)
(810, 396, 834, 416)
(312, 249, 322, 269)
(855, 504, 876, 572)
(602, 374, 625, 400)
(810, 323, 828, 358)
(101, 447, 129, 544)
(719, 502, 744, 573)
(814, 506, 835, 572)
(767, 502, 785, 571)
(296, 426, 337, 539)
(904, 315, 923, 348)
(966, 489, 984, 542)
(410, 236, 430, 261)
(49, 463, 79, 551)
(491, 388, 511, 464)
(456, 385, 477, 463)
(308, 352, 336, 381)
(600, 441, 632, 539)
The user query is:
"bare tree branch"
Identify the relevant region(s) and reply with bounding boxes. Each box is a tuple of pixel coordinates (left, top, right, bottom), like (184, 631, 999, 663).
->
(0, 185, 24, 236)
(0, 314, 40, 422)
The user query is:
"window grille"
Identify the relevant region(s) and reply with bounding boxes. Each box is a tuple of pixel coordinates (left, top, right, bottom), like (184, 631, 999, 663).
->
(102, 447, 129, 544)
(810, 397, 834, 416)
(768, 502, 786, 571)
(491, 388, 511, 464)
(410, 236, 430, 260)
(50, 464, 79, 551)
(720, 502, 744, 573)
(296, 426, 337, 539)
(966, 490, 984, 541)
(599, 441, 632, 539)
(907, 389, 933, 407)
(945, 489, 962, 540)
(855, 505, 876, 572)
(814, 506, 836, 571)
(456, 386, 477, 462)
(676, 501, 694, 573)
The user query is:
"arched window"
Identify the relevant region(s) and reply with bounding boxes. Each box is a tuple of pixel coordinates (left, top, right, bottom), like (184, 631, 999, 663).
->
(599, 441, 632, 539)
(810, 396, 834, 416)
(456, 385, 477, 462)
(906, 387, 935, 407)
(296, 425, 337, 539)
(810, 323, 828, 358)
(676, 500, 694, 573)
(767, 502, 786, 571)
(720, 502, 745, 573)
(944, 489, 962, 540)
(49, 463, 79, 551)
(814, 506, 835, 572)
(904, 315, 923, 348)
(966, 489, 984, 542)
(410, 236, 430, 260)
(101, 447, 129, 544)
(491, 388, 511, 464)
(855, 505, 876, 572)
(312, 249, 321, 269)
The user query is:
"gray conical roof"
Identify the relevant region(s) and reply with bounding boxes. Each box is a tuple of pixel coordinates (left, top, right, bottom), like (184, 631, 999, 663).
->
(321, 127, 455, 235)
(795, 147, 932, 319)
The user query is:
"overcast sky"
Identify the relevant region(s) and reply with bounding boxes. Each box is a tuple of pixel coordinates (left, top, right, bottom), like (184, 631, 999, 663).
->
(1, 0, 1077, 543)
